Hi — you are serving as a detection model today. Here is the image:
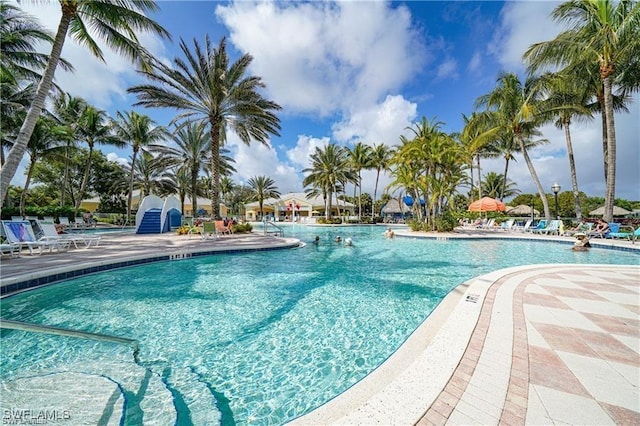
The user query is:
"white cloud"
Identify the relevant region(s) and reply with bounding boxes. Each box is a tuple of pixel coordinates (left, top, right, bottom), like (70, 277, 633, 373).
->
(286, 136, 330, 169)
(106, 152, 129, 166)
(216, 1, 426, 116)
(331, 95, 417, 145)
(436, 58, 458, 80)
(227, 137, 302, 194)
(468, 51, 482, 73)
(489, 1, 559, 72)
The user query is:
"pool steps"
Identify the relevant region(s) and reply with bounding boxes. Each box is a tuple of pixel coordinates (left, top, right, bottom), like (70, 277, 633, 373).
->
(1, 319, 140, 362)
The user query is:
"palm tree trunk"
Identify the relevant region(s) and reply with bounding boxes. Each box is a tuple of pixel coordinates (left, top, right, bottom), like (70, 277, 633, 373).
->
(357, 171, 362, 220)
(20, 158, 36, 218)
(75, 145, 94, 216)
(127, 150, 138, 223)
(0, 9, 72, 204)
(518, 135, 551, 220)
(500, 157, 511, 201)
(598, 92, 608, 183)
(60, 144, 70, 207)
(373, 169, 381, 218)
(476, 155, 482, 199)
(602, 76, 617, 223)
(563, 119, 582, 220)
(210, 120, 221, 219)
(191, 167, 198, 216)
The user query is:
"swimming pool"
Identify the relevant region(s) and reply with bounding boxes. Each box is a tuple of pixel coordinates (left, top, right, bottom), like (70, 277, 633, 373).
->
(1, 226, 638, 424)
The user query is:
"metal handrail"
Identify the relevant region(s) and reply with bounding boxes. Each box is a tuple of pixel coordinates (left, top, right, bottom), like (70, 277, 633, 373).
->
(1, 319, 140, 362)
(262, 219, 284, 237)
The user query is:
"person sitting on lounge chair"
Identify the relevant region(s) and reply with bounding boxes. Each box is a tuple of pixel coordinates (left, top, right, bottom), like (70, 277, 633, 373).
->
(589, 219, 610, 237)
(565, 220, 589, 236)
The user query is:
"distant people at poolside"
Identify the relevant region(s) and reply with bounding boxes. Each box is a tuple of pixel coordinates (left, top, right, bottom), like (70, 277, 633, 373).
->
(565, 220, 589, 236)
(54, 223, 66, 234)
(589, 219, 610, 237)
(572, 233, 591, 251)
(384, 228, 395, 238)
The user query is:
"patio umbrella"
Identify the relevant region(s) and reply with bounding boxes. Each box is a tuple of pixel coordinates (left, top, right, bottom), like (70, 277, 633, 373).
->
(505, 204, 539, 216)
(468, 197, 506, 212)
(588, 205, 631, 216)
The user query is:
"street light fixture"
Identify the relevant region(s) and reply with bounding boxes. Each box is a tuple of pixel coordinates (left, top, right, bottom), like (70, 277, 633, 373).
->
(551, 182, 561, 220)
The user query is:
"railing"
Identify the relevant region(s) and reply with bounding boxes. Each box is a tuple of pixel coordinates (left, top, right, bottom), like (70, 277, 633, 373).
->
(1, 319, 140, 363)
(262, 219, 284, 237)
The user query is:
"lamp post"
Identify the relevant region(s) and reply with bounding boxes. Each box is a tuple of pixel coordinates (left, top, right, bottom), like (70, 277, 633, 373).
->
(551, 182, 561, 220)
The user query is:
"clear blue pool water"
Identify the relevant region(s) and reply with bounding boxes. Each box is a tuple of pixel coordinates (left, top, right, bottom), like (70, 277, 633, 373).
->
(1, 225, 638, 424)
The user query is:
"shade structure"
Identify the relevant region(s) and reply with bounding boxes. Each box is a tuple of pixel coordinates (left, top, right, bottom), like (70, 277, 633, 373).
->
(468, 197, 506, 212)
(506, 204, 540, 216)
(588, 205, 631, 216)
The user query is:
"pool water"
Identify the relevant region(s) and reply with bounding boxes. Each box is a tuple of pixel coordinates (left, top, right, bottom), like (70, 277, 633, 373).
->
(1, 226, 637, 424)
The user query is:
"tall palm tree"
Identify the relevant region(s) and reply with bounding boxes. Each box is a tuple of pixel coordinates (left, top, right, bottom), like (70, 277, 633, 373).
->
(50, 93, 86, 207)
(219, 176, 235, 208)
(460, 112, 500, 200)
(247, 175, 280, 219)
(150, 122, 213, 216)
(129, 36, 281, 219)
(537, 71, 594, 219)
(111, 110, 168, 223)
(0, 0, 170, 203)
(75, 105, 123, 215)
(369, 143, 393, 218)
(127, 151, 176, 197)
(20, 116, 62, 217)
(476, 73, 553, 221)
(303, 144, 352, 220)
(524, 0, 640, 222)
(347, 142, 372, 220)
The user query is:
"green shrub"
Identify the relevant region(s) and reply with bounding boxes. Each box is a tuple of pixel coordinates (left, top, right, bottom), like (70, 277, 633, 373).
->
(232, 223, 253, 233)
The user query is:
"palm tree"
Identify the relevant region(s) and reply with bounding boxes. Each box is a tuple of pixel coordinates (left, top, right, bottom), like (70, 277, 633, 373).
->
(150, 122, 213, 216)
(75, 105, 123, 215)
(50, 93, 86, 207)
(460, 112, 500, 200)
(482, 172, 520, 200)
(19, 116, 62, 217)
(369, 143, 393, 218)
(0, 0, 170, 203)
(0, 2, 72, 81)
(476, 73, 553, 221)
(536, 71, 594, 219)
(347, 142, 372, 220)
(111, 110, 168, 223)
(129, 36, 281, 219)
(127, 151, 176, 197)
(524, 0, 640, 222)
(303, 144, 353, 220)
(247, 175, 280, 219)
(219, 176, 234, 207)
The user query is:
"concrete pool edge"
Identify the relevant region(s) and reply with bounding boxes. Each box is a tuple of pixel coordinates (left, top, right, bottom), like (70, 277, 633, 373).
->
(291, 263, 640, 425)
(0, 234, 301, 297)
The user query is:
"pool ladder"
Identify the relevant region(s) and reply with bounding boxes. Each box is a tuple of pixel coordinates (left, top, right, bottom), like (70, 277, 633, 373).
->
(1, 319, 140, 363)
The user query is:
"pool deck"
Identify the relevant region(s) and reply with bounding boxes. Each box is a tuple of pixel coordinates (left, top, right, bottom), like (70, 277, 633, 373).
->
(1, 228, 639, 425)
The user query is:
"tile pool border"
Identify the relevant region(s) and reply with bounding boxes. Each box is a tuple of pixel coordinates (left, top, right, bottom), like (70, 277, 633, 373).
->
(0, 243, 299, 298)
(394, 232, 640, 253)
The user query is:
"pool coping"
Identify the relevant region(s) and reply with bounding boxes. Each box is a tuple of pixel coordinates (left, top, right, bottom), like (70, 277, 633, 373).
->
(291, 263, 640, 425)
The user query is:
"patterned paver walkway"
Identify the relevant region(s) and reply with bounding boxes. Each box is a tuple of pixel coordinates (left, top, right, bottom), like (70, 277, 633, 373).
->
(418, 265, 639, 425)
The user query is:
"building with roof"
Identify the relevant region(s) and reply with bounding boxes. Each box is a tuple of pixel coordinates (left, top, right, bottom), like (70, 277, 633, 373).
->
(244, 192, 355, 221)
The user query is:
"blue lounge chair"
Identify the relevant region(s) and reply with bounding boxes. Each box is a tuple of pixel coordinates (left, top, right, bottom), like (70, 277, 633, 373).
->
(529, 220, 547, 233)
(608, 225, 640, 241)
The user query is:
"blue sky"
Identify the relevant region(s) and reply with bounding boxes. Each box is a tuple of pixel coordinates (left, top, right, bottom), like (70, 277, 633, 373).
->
(14, 1, 640, 201)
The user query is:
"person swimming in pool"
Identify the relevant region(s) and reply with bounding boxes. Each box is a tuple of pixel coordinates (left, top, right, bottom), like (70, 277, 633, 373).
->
(384, 228, 395, 238)
(572, 233, 591, 251)
(312, 235, 320, 245)
(334, 236, 342, 243)
(344, 237, 353, 246)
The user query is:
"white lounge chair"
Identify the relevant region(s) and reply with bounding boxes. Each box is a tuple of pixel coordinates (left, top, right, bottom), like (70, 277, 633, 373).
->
(1, 220, 70, 255)
(37, 220, 101, 249)
(0, 241, 21, 258)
